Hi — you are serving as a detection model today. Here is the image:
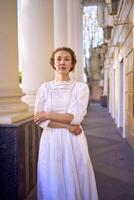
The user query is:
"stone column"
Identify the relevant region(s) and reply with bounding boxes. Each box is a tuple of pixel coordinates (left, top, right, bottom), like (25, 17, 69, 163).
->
(74, 0, 84, 81)
(67, 0, 84, 81)
(53, 0, 84, 81)
(67, 0, 75, 48)
(0, 0, 32, 124)
(111, 67, 115, 118)
(53, 0, 68, 48)
(103, 60, 109, 96)
(101, 61, 109, 107)
(109, 68, 112, 113)
(19, 0, 54, 109)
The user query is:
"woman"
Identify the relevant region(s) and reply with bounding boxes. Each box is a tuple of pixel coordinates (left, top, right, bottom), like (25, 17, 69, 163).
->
(34, 47, 98, 200)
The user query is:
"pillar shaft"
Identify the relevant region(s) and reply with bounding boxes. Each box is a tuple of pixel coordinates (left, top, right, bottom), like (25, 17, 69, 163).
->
(53, 0, 68, 48)
(20, 0, 54, 108)
(0, 0, 32, 124)
(67, 0, 84, 81)
(103, 66, 109, 96)
(53, 0, 84, 81)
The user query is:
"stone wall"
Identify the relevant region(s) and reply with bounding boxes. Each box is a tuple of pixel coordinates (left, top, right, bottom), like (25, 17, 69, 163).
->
(123, 2, 134, 146)
(0, 119, 42, 200)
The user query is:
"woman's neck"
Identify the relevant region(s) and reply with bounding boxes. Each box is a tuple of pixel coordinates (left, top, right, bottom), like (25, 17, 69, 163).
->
(55, 74, 70, 81)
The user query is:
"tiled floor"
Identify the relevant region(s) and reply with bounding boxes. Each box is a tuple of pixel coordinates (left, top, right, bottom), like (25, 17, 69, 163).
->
(83, 103, 134, 200)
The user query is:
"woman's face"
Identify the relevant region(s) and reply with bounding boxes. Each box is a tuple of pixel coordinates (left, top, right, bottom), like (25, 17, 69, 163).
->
(54, 50, 72, 74)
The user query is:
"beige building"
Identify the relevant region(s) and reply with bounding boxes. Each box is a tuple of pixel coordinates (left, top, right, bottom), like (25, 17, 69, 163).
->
(98, 0, 134, 147)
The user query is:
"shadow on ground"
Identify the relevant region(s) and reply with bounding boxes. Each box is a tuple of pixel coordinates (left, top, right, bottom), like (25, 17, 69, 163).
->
(83, 103, 134, 200)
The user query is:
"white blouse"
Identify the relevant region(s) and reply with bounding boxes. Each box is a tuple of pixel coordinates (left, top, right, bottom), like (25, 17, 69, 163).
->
(34, 80, 89, 129)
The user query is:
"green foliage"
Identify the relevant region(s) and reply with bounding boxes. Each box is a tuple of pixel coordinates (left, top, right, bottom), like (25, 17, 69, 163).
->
(19, 71, 22, 83)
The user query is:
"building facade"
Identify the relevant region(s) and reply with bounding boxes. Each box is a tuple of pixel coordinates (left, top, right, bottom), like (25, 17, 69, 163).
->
(100, 0, 134, 146)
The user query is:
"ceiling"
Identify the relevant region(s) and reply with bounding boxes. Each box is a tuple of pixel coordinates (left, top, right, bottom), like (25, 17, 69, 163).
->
(81, 0, 105, 6)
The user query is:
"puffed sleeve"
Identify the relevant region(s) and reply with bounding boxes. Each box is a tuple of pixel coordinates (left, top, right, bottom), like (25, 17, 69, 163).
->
(67, 82, 89, 125)
(34, 84, 50, 129)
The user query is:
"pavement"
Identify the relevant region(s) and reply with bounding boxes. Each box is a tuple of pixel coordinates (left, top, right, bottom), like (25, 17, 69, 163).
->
(83, 103, 134, 200)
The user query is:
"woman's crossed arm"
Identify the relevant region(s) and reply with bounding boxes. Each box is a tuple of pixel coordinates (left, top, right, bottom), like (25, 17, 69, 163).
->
(33, 111, 82, 135)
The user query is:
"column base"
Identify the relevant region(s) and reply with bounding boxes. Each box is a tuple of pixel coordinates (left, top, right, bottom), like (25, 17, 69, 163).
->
(0, 89, 34, 124)
(22, 94, 36, 111)
(0, 111, 33, 124)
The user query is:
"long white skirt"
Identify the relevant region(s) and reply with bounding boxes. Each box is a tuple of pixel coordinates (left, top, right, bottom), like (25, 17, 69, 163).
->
(37, 128, 98, 200)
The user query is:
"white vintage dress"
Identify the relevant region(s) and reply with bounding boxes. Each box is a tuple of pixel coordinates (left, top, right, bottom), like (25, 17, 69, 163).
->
(34, 80, 98, 200)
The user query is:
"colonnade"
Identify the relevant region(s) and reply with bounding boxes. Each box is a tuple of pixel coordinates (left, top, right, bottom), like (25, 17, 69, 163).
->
(0, 0, 84, 124)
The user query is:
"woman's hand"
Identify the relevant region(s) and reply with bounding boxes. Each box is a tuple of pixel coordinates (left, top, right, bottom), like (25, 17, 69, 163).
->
(67, 124, 82, 136)
(34, 112, 82, 136)
(33, 112, 48, 125)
